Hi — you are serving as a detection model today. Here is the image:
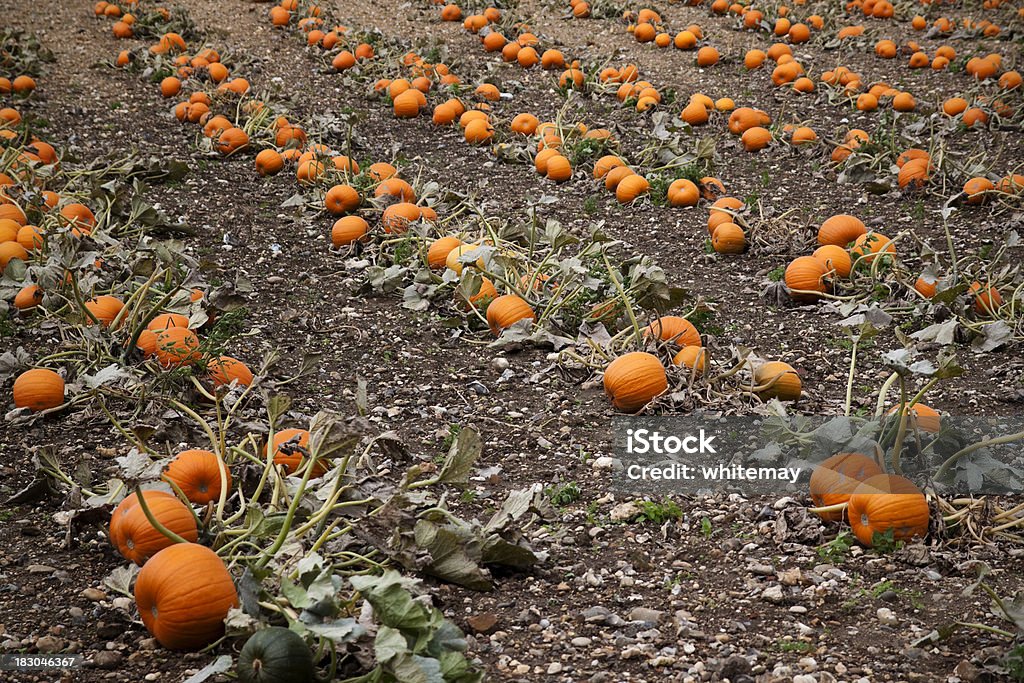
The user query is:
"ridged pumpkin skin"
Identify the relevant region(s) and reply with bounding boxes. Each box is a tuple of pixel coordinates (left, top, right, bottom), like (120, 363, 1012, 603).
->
(427, 237, 464, 269)
(812, 245, 852, 278)
(85, 295, 125, 327)
(848, 474, 929, 547)
(13, 368, 64, 411)
(753, 361, 801, 401)
(134, 543, 238, 650)
(109, 490, 177, 549)
(809, 453, 883, 521)
(851, 232, 895, 264)
(604, 352, 668, 413)
(208, 356, 254, 387)
(711, 223, 746, 253)
(238, 627, 315, 683)
(331, 216, 369, 247)
(486, 295, 535, 335)
(643, 316, 701, 347)
(784, 256, 827, 301)
(163, 449, 232, 505)
(147, 313, 190, 331)
(116, 494, 198, 565)
(817, 214, 866, 247)
(672, 346, 706, 373)
(152, 327, 201, 367)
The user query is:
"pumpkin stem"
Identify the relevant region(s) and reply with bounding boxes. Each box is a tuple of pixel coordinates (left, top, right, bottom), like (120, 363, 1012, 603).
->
(808, 502, 849, 515)
(132, 486, 190, 545)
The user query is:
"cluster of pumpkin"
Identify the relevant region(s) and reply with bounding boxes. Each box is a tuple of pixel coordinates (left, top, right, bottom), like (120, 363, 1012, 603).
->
(0, 74, 37, 97)
(809, 452, 930, 548)
(602, 316, 803, 413)
(269, 2, 380, 74)
(784, 214, 894, 301)
(332, 168, 444, 246)
(5, 48, 255, 416)
(377, 63, 468, 122)
(13, 293, 256, 412)
(94, 0, 171, 40)
(710, 0, 824, 43)
(624, 9, 722, 66)
(103, 397, 357, 654)
(526, 119, 612, 183)
(140, 41, 255, 158)
(589, 153, 651, 203)
(910, 12, 1007, 38)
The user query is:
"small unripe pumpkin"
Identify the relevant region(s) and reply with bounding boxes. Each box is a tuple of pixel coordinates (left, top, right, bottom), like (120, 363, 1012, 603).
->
(237, 627, 315, 683)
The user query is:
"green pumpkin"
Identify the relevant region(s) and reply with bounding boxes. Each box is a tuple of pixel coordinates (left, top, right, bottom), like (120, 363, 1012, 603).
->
(237, 627, 315, 683)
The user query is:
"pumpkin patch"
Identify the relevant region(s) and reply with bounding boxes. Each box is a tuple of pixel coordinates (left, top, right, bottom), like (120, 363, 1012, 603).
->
(0, 3, 1021, 680)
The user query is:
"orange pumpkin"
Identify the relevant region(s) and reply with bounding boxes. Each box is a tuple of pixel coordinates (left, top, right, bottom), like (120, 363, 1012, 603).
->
(163, 449, 232, 505)
(753, 361, 801, 401)
(208, 356, 254, 387)
(152, 327, 202, 367)
(255, 149, 284, 177)
(14, 284, 43, 310)
(13, 368, 64, 411)
(215, 127, 249, 156)
(485, 295, 535, 335)
(969, 281, 1002, 316)
(135, 543, 238, 650)
(785, 256, 827, 301)
(331, 216, 369, 246)
(643, 316, 701, 347)
(148, 313, 190, 331)
(809, 453, 883, 521)
(85, 295, 125, 327)
(616, 174, 650, 203)
(603, 352, 668, 412)
(851, 232, 895, 264)
(667, 179, 699, 206)
(712, 223, 746, 253)
(109, 490, 176, 549)
(325, 185, 360, 215)
(813, 245, 852, 278)
(887, 403, 941, 433)
(817, 214, 866, 247)
(672, 346, 706, 373)
(847, 474, 929, 547)
(427, 237, 464, 269)
(270, 428, 326, 476)
(116, 494, 198, 565)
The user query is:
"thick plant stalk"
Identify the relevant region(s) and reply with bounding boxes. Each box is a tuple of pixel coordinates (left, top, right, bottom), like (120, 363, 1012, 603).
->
(132, 486, 190, 545)
(843, 337, 860, 417)
(934, 429, 1024, 482)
